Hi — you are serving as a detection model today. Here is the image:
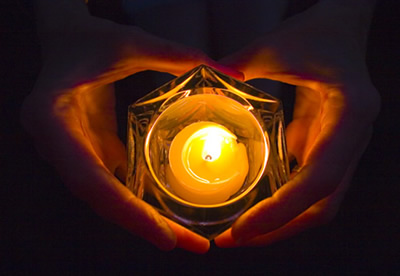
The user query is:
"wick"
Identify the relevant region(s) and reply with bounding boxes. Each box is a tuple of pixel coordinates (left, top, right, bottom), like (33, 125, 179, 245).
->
(205, 154, 213, 161)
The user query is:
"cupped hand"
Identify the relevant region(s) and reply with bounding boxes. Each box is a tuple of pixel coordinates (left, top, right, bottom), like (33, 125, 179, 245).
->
(21, 6, 241, 253)
(215, 0, 380, 247)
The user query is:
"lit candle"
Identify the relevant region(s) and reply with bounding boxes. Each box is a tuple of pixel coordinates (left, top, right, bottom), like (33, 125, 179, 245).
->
(167, 121, 249, 205)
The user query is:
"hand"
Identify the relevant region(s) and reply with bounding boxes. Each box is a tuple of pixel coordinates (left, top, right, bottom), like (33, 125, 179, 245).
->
(22, 2, 241, 253)
(215, 0, 380, 247)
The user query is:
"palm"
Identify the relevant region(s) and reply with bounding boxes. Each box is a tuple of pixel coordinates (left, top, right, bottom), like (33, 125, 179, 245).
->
(215, 1, 379, 247)
(22, 12, 243, 252)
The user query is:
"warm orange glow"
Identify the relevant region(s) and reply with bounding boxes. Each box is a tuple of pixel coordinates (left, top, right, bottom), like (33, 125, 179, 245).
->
(167, 122, 249, 205)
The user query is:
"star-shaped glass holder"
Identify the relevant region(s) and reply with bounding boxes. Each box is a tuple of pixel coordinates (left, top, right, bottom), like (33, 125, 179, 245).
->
(126, 65, 289, 239)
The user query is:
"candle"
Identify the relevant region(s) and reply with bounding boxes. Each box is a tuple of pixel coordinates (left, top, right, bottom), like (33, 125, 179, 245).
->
(167, 121, 249, 205)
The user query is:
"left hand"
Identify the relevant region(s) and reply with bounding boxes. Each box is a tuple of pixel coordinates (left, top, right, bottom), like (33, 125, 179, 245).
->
(215, 0, 380, 247)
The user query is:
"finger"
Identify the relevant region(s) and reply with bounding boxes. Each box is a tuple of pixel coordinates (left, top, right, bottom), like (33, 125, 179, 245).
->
(121, 27, 244, 80)
(213, 228, 235, 248)
(205, 58, 244, 80)
(285, 86, 322, 163)
(219, 43, 322, 89)
(22, 98, 178, 251)
(230, 145, 362, 248)
(215, 197, 337, 248)
(230, 125, 373, 243)
(38, 23, 243, 91)
(285, 118, 317, 164)
(219, 43, 284, 82)
(165, 219, 210, 254)
(219, 47, 260, 81)
(79, 84, 127, 176)
(292, 86, 321, 120)
(58, 138, 177, 251)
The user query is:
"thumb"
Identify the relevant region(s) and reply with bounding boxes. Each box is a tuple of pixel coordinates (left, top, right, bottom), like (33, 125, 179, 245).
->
(126, 27, 243, 79)
(219, 46, 266, 81)
(219, 41, 316, 88)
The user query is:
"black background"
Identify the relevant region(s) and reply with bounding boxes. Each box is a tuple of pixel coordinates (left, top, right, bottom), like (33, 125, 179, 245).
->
(1, 0, 399, 274)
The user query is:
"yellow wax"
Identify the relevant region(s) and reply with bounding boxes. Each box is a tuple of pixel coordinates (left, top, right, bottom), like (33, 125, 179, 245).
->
(167, 121, 249, 205)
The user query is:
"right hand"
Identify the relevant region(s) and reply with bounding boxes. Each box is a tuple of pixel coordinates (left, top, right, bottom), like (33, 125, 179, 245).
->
(22, 5, 241, 253)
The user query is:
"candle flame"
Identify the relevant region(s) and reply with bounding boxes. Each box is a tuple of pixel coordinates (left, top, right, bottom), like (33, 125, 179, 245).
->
(201, 126, 235, 162)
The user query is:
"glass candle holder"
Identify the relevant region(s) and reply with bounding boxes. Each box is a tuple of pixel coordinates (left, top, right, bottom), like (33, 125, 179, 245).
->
(127, 65, 289, 239)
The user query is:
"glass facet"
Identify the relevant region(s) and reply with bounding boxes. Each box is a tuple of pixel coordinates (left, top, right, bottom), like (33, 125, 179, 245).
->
(127, 65, 289, 239)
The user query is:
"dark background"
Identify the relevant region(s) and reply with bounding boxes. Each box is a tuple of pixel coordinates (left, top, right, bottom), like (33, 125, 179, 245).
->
(1, 0, 399, 274)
